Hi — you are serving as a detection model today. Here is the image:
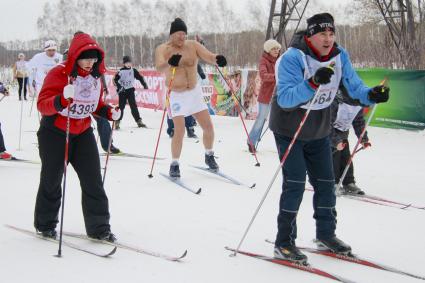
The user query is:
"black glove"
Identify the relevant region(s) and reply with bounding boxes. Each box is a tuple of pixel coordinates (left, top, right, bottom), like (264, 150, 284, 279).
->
(368, 85, 389, 103)
(216, 55, 227, 67)
(312, 66, 334, 85)
(143, 83, 148, 89)
(168, 54, 182, 67)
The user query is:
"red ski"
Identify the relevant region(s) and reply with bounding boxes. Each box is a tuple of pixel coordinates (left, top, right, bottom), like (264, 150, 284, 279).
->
(225, 246, 356, 283)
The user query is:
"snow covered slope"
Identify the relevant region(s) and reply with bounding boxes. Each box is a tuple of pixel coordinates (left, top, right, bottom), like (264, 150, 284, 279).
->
(1, 94, 424, 283)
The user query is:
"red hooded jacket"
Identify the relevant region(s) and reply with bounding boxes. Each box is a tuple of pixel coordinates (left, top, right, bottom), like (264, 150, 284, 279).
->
(257, 52, 278, 104)
(37, 33, 112, 135)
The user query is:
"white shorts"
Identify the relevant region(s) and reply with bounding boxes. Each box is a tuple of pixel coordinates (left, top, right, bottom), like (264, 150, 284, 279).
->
(168, 84, 207, 118)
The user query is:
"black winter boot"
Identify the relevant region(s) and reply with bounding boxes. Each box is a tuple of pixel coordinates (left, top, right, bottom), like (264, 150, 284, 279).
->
(205, 153, 219, 171)
(186, 127, 197, 138)
(274, 245, 308, 264)
(38, 229, 57, 239)
(89, 230, 117, 243)
(316, 236, 352, 255)
(169, 163, 181, 178)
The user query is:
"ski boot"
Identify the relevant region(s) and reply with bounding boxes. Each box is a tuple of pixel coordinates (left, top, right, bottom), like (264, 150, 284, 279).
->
(342, 183, 365, 195)
(114, 120, 120, 130)
(186, 127, 198, 138)
(108, 144, 121, 154)
(89, 230, 117, 243)
(169, 162, 181, 178)
(274, 245, 308, 265)
(247, 142, 256, 153)
(0, 152, 12, 160)
(205, 153, 219, 171)
(168, 129, 174, 138)
(136, 119, 147, 128)
(38, 229, 57, 239)
(315, 237, 352, 255)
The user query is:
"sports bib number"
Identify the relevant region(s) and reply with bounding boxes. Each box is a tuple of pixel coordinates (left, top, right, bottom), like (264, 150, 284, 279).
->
(69, 103, 96, 116)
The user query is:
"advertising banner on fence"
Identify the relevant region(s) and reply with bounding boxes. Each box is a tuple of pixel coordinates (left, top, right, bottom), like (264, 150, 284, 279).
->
(357, 68, 425, 130)
(103, 68, 425, 130)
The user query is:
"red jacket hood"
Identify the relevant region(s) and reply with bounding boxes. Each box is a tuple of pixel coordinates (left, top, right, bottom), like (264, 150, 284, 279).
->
(62, 33, 106, 76)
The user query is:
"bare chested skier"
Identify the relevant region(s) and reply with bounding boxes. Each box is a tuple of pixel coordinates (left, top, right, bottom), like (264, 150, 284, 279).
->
(155, 18, 227, 178)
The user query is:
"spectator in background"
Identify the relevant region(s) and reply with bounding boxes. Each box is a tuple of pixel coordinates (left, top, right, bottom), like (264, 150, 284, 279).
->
(113, 55, 148, 130)
(0, 82, 12, 160)
(28, 40, 63, 95)
(247, 39, 281, 153)
(331, 86, 370, 195)
(13, 53, 29, 101)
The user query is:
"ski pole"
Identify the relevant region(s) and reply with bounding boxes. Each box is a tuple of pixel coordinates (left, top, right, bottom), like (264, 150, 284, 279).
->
(56, 102, 71, 258)
(102, 120, 115, 186)
(148, 67, 176, 178)
(335, 78, 387, 196)
(18, 82, 24, 150)
(29, 83, 37, 117)
(231, 81, 326, 256)
(335, 105, 378, 196)
(215, 66, 260, 166)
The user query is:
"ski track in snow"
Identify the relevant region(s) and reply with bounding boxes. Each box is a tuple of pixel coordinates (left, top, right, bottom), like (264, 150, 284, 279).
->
(1, 94, 424, 283)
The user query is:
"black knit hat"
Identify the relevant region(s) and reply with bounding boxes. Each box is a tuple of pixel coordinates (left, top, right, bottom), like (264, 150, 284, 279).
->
(170, 18, 187, 35)
(78, 49, 99, 60)
(123, 55, 132, 64)
(306, 13, 335, 37)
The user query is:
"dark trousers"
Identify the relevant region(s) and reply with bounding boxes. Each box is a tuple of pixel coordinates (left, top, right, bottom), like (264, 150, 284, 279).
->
(93, 116, 112, 152)
(166, 115, 195, 136)
(273, 133, 336, 247)
(333, 139, 355, 185)
(0, 122, 6, 152)
(34, 126, 111, 236)
(17, 77, 28, 99)
(118, 88, 141, 122)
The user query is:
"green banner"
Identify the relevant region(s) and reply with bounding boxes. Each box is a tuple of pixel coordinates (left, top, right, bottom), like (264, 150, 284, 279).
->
(357, 68, 425, 130)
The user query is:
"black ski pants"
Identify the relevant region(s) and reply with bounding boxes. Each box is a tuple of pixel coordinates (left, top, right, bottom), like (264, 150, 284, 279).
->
(118, 88, 141, 122)
(34, 126, 111, 236)
(17, 77, 28, 99)
(332, 139, 355, 185)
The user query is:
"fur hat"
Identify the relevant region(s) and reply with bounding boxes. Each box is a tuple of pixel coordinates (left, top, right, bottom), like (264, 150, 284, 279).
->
(170, 18, 187, 35)
(306, 13, 335, 37)
(263, 39, 282, 53)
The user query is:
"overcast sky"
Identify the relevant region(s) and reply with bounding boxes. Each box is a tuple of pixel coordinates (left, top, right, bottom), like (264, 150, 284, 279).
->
(0, 0, 353, 42)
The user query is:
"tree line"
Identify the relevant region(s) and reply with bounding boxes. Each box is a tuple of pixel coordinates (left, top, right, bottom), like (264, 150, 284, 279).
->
(0, 0, 424, 69)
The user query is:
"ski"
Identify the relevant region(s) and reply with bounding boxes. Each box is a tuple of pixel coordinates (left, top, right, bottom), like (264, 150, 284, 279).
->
(0, 157, 40, 164)
(160, 172, 202, 194)
(306, 188, 418, 210)
(100, 152, 165, 160)
(5, 225, 116, 258)
(225, 246, 355, 283)
(190, 165, 255, 188)
(265, 239, 425, 281)
(343, 192, 424, 210)
(63, 231, 187, 262)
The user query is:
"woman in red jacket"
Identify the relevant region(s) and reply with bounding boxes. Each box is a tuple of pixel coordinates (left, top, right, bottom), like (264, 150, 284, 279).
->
(34, 32, 120, 242)
(247, 39, 281, 153)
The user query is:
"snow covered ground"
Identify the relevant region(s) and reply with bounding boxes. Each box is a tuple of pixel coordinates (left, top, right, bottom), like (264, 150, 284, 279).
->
(1, 92, 424, 283)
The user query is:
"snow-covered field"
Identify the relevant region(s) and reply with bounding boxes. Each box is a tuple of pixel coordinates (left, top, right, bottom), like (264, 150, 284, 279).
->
(1, 91, 424, 283)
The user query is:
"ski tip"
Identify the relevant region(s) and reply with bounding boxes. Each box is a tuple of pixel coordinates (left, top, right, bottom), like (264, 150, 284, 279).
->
(195, 188, 202, 194)
(179, 249, 188, 259)
(249, 183, 256, 189)
(107, 246, 118, 257)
